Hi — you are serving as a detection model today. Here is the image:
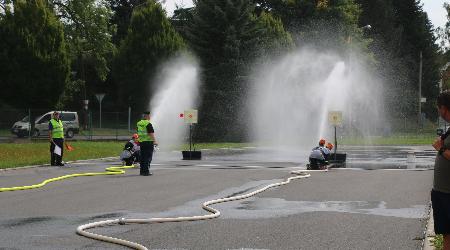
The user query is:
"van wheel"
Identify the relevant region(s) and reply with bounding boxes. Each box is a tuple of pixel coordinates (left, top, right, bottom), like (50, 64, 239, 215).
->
(66, 129, 74, 138)
(32, 129, 39, 137)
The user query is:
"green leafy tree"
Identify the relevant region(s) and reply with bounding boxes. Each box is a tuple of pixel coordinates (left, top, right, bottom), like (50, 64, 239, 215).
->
(253, 0, 365, 51)
(113, 0, 185, 109)
(51, 0, 116, 107)
(0, 0, 69, 109)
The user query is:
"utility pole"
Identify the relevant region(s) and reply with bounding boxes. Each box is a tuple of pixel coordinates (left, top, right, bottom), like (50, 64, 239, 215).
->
(418, 51, 423, 128)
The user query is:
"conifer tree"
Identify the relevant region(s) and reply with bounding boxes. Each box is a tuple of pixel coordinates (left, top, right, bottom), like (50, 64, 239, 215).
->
(113, 0, 185, 109)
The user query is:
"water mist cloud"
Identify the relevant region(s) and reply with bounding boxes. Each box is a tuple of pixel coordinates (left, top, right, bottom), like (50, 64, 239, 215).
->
(149, 54, 201, 148)
(248, 47, 384, 150)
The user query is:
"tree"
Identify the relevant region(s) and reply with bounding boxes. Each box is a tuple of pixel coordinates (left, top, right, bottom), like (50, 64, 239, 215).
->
(51, 0, 116, 108)
(113, 0, 185, 109)
(108, 0, 147, 45)
(253, 0, 367, 53)
(358, 0, 440, 121)
(256, 11, 294, 54)
(187, 0, 265, 141)
(0, 0, 69, 109)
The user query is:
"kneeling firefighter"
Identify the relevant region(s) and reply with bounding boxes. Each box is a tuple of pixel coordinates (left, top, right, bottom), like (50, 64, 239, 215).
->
(308, 139, 329, 170)
(120, 134, 140, 166)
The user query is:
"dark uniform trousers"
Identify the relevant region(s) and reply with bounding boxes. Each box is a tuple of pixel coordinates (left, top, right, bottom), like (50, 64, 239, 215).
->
(139, 141, 154, 175)
(50, 138, 64, 165)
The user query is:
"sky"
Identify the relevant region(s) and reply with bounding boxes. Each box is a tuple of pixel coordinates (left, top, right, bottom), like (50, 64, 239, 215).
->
(161, 0, 448, 30)
(422, 0, 447, 30)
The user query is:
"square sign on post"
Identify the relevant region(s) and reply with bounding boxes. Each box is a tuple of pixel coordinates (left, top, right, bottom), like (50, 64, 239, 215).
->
(184, 109, 198, 124)
(328, 111, 343, 126)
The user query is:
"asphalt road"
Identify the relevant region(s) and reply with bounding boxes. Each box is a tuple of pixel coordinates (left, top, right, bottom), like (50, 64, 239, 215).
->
(0, 147, 434, 250)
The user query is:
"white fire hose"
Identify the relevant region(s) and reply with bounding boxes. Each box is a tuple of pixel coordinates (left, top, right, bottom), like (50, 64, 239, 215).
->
(76, 169, 326, 249)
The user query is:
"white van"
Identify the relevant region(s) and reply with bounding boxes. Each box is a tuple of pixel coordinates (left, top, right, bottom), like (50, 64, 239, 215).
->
(11, 111, 80, 138)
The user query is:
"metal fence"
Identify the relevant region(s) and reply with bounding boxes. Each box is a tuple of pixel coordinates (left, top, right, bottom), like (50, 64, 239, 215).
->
(0, 108, 444, 142)
(0, 108, 143, 141)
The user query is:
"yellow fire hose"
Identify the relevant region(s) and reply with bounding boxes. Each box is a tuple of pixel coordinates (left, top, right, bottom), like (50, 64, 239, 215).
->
(0, 165, 136, 192)
(76, 169, 327, 250)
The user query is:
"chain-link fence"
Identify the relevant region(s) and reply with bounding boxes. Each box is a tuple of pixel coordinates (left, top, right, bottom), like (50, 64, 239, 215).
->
(0, 108, 143, 141)
(0, 108, 445, 142)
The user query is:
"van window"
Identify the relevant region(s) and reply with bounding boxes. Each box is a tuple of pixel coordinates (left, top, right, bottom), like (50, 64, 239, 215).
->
(38, 114, 51, 124)
(60, 113, 76, 121)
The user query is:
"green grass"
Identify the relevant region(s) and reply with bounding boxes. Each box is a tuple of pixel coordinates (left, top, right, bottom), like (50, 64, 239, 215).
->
(340, 133, 436, 145)
(0, 141, 123, 169)
(0, 135, 437, 169)
(432, 234, 443, 250)
(0, 142, 256, 169)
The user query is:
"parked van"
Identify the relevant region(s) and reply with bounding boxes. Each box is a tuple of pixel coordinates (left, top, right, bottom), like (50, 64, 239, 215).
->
(11, 111, 80, 138)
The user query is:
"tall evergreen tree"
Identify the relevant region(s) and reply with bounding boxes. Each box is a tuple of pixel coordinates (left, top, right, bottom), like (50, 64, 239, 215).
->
(113, 0, 185, 109)
(0, 0, 69, 109)
(187, 0, 264, 141)
(108, 0, 147, 45)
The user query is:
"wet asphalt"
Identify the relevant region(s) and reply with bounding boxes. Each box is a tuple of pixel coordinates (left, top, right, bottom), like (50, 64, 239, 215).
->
(0, 146, 435, 249)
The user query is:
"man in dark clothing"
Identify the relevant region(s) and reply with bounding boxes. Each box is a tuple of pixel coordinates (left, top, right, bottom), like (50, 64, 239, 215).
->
(49, 111, 64, 166)
(137, 111, 158, 176)
(432, 90, 450, 250)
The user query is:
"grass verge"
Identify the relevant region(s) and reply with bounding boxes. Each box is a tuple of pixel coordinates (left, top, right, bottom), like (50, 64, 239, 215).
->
(340, 134, 436, 145)
(0, 141, 123, 169)
(432, 234, 443, 250)
(0, 142, 254, 169)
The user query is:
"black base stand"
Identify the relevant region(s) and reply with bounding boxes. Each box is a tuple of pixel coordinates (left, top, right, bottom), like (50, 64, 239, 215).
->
(329, 153, 347, 168)
(182, 123, 201, 160)
(330, 125, 346, 167)
(182, 150, 201, 160)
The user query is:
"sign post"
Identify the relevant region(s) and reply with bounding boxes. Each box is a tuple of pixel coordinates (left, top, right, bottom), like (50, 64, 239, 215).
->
(184, 109, 198, 152)
(181, 109, 201, 160)
(328, 111, 343, 158)
(95, 93, 105, 129)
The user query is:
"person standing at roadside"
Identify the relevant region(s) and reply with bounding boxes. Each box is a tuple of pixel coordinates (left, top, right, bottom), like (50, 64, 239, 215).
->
(137, 111, 158, 176)
(49, 111, 64, 166)
(432, 90, 450, 250)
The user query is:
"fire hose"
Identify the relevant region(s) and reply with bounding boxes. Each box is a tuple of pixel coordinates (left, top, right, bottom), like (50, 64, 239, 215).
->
(76, 169, 327, 249)
(0, 165, 136, 192)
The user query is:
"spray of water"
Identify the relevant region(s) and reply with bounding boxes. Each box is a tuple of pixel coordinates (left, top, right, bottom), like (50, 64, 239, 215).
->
(149, 55, 201, 149)
(248, 48, 384, 151)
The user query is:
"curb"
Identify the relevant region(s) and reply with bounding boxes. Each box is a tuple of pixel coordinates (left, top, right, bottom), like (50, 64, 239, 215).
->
(424, 204, 435, 250)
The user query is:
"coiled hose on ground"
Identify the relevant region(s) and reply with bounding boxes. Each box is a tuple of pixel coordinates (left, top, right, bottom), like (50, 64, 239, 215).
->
(76, 169, 326, 250)
(0, 162, 327, 249)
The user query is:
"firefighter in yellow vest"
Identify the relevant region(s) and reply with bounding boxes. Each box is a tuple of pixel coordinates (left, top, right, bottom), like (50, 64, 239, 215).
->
(49, 111, 65, 166)
(137, 111, 158, 176)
